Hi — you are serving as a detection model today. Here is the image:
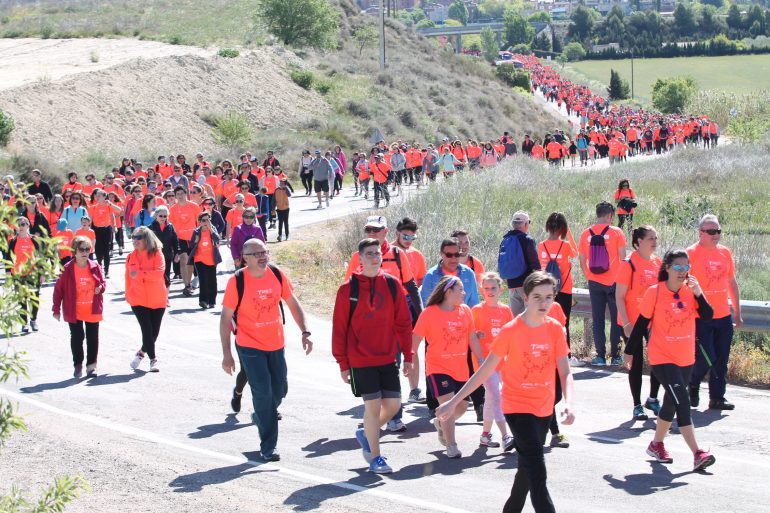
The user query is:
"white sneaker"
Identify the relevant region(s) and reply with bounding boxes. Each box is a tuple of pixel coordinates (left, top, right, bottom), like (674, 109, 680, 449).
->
(446, 443, 462, 459)
(569, 356, 586, 367)
(433, 418, 447, 446)
(149, 359, 160, 372)
(30, 320, 38, 332)
(191, 276, 199, 289)
(480, 433, 500, 448)
(386, 419, 406, 432)
(86, 363, 97, 377)
(130, 352, 144, 370)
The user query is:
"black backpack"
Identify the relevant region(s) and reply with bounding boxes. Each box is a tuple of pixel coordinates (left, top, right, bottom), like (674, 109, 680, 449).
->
(348, 274, 399, 326)
(231, 264, 285, 334)
(381, 247, 403, 281)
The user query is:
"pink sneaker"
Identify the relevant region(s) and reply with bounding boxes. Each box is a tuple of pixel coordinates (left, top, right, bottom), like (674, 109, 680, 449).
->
(693, 449, 715, 471)
(646, 441, 673, 463)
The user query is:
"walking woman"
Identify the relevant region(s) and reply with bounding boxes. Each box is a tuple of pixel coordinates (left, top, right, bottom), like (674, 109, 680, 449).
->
(21, 194, 51, 238)
(615, 178, 636, 232)
(61, 192, 89, 229)
(52, 236, 105, 378)
(412, 275, 482, 459)
(623, 250, 716, 471)
(188, 211, 222, 309)
(201, 196, 226, 238)
(298, 150, 313, 196)
(480, 142, 497, 168)
(126, 226, 167, 373)
(149, 205, 180, 292)
(275, 178, 291, 242)
(437, 272, 575, 513)
(134, 193, 156, 228)
(90, 189, 122, 278)
(47, 194, 66, 234)
(107, 192, 125, 256)
(616, 225, 662, 420)
(9, 217, 43, 333)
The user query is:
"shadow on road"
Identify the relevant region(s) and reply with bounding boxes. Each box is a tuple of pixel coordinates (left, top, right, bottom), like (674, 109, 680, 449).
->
(586, 418, 656, 442)
(169, 456, 279, 493)
(573, 369, 613, 381)
(85, 371, 147, 386)
(188, 413, 250, 439)
(283, 472, 385, 511)
(336, 405, 364, 420)
(20, 377, 79, 393)
(691, 408, 729, 428)
(302, 436, 358, 458)
(603, 463, 691, 495)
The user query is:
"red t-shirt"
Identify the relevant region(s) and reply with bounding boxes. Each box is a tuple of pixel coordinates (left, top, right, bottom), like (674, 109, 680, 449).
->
(169, 201, 201, 241)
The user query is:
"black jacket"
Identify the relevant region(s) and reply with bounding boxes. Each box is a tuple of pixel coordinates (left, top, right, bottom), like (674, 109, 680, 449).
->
(150, 220, 180, 261)
(504, 229, 541, 289)
(27, 181, 53, 202)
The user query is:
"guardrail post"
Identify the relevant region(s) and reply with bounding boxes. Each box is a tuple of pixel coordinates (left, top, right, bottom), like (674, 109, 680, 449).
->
(583, 317, 594, 350)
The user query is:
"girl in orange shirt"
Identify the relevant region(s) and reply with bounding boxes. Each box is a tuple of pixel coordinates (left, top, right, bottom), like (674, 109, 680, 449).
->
(471, 272, 514, 452)
(614, 178, 636, 231)
(412, 275, 482, 459)
(9, 217, 43, 333)
(624, 250, 715, 471)
(437, 272, 574, 513)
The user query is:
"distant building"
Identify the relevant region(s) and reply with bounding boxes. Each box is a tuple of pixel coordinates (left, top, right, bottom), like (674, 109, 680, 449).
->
(529, 0, 676, 16)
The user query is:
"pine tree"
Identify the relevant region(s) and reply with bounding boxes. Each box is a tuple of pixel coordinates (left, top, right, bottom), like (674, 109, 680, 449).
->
(607, 69, 630, 100)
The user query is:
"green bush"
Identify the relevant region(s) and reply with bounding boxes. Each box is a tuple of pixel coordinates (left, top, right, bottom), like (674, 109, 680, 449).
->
(289, 69, 315, 90)
(563, 41, 586, 61)
(168, 34, 183, 45)
(495, 64, 530, 90)
(314, 80, 332, 95)
(217, 48, 240, 58)
(0, 110, 14, 147)
(652, 76, 697, 113)
(211, 110, 253, 150)
(257, 0, 339, 49)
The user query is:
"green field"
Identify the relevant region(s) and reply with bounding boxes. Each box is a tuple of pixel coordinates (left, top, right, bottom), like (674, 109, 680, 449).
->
(565, 54, 770, 105)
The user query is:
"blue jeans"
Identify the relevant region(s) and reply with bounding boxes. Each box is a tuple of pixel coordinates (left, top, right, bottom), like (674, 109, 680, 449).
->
(691, 315, 734, 400)
(587, 280, 621, 359)
(236, 345, 288, 456)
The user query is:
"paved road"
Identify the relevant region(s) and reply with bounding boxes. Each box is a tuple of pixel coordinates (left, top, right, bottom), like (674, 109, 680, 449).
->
(2, 181, 768, 513)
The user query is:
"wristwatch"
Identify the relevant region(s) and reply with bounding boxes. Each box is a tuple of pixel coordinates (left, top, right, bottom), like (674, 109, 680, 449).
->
(302, 331, 311, 337)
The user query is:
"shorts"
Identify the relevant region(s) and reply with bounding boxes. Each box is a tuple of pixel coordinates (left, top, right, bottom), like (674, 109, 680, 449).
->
(428, 373, 467, 398)
(350, 363, 401, 400)
(178, 239, 191, 253)
(313, 179, 329, 193)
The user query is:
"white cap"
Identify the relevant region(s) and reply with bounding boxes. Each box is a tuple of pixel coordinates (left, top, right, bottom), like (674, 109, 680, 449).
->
(511, 211, 530, 226)
(365, 215, 387, 229)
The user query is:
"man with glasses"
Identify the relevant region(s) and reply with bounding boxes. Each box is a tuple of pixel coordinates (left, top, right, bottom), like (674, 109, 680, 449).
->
(169, 164, 189, 192)
(688, 214, 742, 410)
(220, 239, 313, 462)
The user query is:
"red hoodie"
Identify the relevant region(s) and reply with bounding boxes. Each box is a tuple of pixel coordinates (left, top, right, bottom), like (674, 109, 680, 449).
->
(332, 270, 413, 372)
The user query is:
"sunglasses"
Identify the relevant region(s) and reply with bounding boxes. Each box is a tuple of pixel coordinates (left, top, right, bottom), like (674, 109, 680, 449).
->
(132, 235, 144, 240)
(673, 291, 685, 310)
(443, 252, 462, 258)
(242, 215, 255, 219)
(156, 214, 168, 218)
(243, 251, 268, 258)
(236, 199, 245, 203)
(701, 228, 721, 235)
(401, 234, 418, 241)
(76, 246, 91, 253)
(671, 264, 691, 272)
(364, 227, 384, 233)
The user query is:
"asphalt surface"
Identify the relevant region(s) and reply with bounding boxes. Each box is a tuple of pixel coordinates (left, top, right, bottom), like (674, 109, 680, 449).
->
(2, 184, 767, 513)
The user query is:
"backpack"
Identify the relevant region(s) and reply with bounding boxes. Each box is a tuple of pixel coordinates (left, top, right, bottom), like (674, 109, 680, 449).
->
(348, 274, 399, 326)
(498, 231, 527, 280)
(231, 264, 285, 335)
(625, 257, 636, 290)
(544, 241, 565, 293)
(381, 247, 403, 281)
(588, 226, 611, 274)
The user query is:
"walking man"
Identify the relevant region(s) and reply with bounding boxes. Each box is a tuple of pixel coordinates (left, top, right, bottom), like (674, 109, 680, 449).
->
(309, 150, 333, 209)
(498, 211, 541, 315)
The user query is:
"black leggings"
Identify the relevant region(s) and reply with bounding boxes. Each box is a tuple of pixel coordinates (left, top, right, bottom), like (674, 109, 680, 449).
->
(549, 371, 563, 435)
(114, 225, 124, 249)
(618, 214, 633, 230)
(131, 306, 165, 360)
(194, 262, 217, 305)
(277, 209, 289, 238)
(504, 413, 555, 513)
(15, 276, 40, 323)
(301, 172, 313, 194)
(555, 291, 572, 348)
(94, 226, 113, 275)
(622, 332, 660, 406)
(651, 364, 693, 427)
(69, 321, 99, 367)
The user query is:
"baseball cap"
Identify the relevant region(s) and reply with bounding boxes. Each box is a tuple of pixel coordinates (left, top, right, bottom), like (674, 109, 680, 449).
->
(365, 215, 387, 229)
(376, 152, 384, 158)
(511, 211, 530, 225)
(314, 149, 321, 154)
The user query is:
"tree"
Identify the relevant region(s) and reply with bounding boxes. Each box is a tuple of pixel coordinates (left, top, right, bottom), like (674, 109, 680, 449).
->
(747, 5, 766, 35)
(448, 0, 469, 25)
(528, 11, 552, 24)
(652, 76, 697, 113)
(552, 32, 562, 52)
(727, 4, 743, 32)
(511, 43, 531, 54)
(0, 109, 14, 147)
(354, 25, 378, 56)
(257, 0, 339, 49)
(602, 5, 626, 44)
(699, 5, 726, 37)
(563, 41, 586, 61)
(568, 5, 600, 44)
(607, 69, 630, 100)
(532, 31, 552, 52)
(503, 7, 535, 46)
(416, 19, 435, 29)
(480, 26, 500, 62)
(701, 0, 723, 7)
(478, 0, 523, 20)
(674, 2, 697, 38)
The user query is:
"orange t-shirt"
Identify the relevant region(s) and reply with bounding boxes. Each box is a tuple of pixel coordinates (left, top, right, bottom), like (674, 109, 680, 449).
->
(219, 179, 239, 199)
(547, 302, 567, 327)
(90, 203, 113, 228)
(413, 304, 474, 381)
(262, 176, 279, 195)
(686, 243, 735, 319)
(402, 245, 427, 287)
(579, 223, 627, 286)
(639, 284, 699, 366)
(227, 192, 257, 208)
(491, 316, 569, 417)
(75, 228, 96, 246)
(465, 255, 485, 288)
(614, 188, 636, 215)
(12, 236, 35, 274)
(538, 239, 577, 294)
(194, 230, 215, 265)
(62, 182, 84, 194)
(222, 268, 294, 351)
(74, 264, 102, 323)
(169, 201, 201, 241)
(616, 252, 661, 325)
(471, 303, 514, 370)
(58, 230, 74, 259)
(226, 208, 244, 229)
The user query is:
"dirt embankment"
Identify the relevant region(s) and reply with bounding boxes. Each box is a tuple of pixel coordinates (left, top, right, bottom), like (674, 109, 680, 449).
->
(0, 42, 327, 161)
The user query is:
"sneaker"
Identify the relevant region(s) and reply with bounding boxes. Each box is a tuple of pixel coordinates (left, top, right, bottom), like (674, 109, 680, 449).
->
(693, 449, 716, 471)
(433, 418, 447, 447)
(231, 388, 242, 413)
(73, 364, 83, 379)
(428, 408, 436, 419)
(480, 433, 500, 448)
(316, 204, 323, 209)
(182, 287, 194, 297)
(261, 452, 280, 462)
(355, 428, 373, 463)
(550, 433, 570, 448)
(86, 363, 97, 377)
(21, 325, 29, 334)
(569, 356, 586, 367)
(30, 320, 38, 332)
(149, 359, 159, 372)
(689, 385, 700, 408)
(130, 351, 144, 370)
(446, 443, 462, 459)
(369, 455, 393, 474)
(386, 419, 406, 432)
(708, 398, 735, 411)
(633, 405, 648, 420)
(191, 277, 199, 288)
(503, 435, 515, 452)
(646, 441, 673, 463)
(610, 356, 623, 366)
(408, 388, 427, 403)
(591, 356, 606, 366)
(644, 398, 661, 416)
(277, 236, 282, 242)
(474, 403, 484, 422)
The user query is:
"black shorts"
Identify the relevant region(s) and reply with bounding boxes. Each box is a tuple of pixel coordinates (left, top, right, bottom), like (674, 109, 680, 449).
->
(178, 239, 191, 253)
(313, 179, 329, 193)
(350, 363, 401, 400)
(428, 373, 467, 398)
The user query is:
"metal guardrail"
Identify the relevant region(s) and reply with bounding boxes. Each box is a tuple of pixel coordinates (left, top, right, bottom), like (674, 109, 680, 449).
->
(415, 23, 505, 37)
(570, 288, 770, 333)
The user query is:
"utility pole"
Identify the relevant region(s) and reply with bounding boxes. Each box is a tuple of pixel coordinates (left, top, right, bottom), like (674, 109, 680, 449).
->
(630, 50, 634, 100)
(379, 1, 386, 71)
